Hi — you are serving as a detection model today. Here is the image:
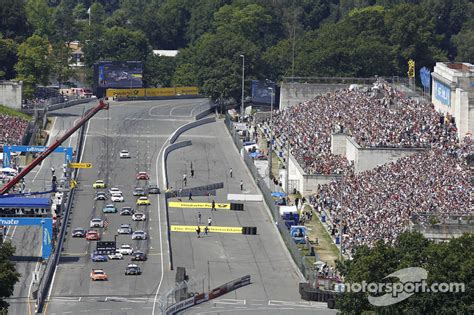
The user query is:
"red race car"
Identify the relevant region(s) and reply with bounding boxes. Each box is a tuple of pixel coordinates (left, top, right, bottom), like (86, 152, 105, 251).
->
(86, 230, 101, 241)
(136, 172, 150, 180)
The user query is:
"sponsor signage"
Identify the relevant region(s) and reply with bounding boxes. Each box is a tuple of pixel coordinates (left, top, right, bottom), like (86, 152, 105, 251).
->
(3, 145, 73, 168)
(0, 217, 53, 259)
(105, 87, 200, 98)
(171, 225, 243, 234)
(68, 162, 92, 169)
(420, 67, 431, 89)
(96, 241, 116, 254)
(434, 80, 451, 106)
(168, 201, 230, 210)
(165, 297, 195, 315)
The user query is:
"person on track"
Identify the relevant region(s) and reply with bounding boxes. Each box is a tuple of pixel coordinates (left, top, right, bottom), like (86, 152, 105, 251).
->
(196, 226, 201, 238)
(211, 200, 216, 211)
(229, 168, 233, 178)
(208, 217, 212, 226)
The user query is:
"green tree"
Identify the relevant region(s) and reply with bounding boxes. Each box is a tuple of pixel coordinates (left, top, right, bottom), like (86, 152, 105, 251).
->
(103, 27, 150, 61)
(0, 38, 18, 79)
(50, 43, 75, 89)
(89, 2, 106, 25)
(0, 242, 20, 312)
(172, 63, 198, 86)
(52, 1, 78, 42)
(143, 55, 176, 87)
(337, 232, 474, 314)
(453, 20, 474, 62)
(186, 0, 231, 44)
(15, 34, 51, 98)
(0, 0, 30, 41)
(73, 3, 88, 20)
(25, 0, 54, 39)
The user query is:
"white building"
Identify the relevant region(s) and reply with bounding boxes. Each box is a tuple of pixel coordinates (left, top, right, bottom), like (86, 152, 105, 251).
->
(431, 62, 474, 139)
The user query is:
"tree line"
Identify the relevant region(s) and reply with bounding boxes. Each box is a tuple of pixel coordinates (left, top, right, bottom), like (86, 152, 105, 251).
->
(0, 0, 472, 101)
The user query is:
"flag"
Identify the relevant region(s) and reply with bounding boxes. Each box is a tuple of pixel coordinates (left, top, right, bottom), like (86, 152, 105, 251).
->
(87, 7, 91, 14)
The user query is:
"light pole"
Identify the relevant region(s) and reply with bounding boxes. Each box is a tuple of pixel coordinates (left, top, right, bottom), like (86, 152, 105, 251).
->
(239, 55, 245, 120)
(267, 86, 274, 180)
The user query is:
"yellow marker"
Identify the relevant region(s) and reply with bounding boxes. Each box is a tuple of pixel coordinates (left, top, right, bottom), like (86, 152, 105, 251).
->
(168, 201, 230, 210)
(69, 162, 93, 168)
(171, 225, 242, 234)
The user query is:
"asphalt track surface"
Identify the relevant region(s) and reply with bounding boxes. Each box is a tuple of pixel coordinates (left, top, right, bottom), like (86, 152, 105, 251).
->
(166, 121, 336, 314)
(41, 99, 209, 315)
(6, 102, 95, 315)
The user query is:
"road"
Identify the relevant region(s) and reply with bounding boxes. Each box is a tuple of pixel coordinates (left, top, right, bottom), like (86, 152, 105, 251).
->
(6, 102, 95, 315)
(44, 99, 209, 315)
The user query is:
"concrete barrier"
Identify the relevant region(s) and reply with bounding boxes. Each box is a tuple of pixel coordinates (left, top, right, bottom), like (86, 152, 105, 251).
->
(169, 117, 215, 144)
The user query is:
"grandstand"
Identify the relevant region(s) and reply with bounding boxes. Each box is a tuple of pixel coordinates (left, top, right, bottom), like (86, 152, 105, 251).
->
(262, 78, 473, 255)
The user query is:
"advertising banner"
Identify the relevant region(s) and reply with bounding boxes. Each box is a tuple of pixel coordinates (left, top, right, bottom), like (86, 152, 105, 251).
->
(145, 87, 176, 97)
(434, 80, 451, 106)
(0, 217, 53, 259)
(69, 162, 92, 169)
(175, 86, 199, 95)
(171, 225, 243, 233)
(106, 88, 145, 98)
(168, 201, 230, 210)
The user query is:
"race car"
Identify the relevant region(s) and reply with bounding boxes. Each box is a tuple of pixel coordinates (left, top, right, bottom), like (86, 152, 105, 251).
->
(102, 204, 117, 213)
(108, 251, 124, 260)
(91, 252, 108, 262)
(136, 196, 151, 206)
(131, 251, 147, 261)
(132, 230, 147, 240)
(136, 172, 149, 180)
(132, 212, 146, 221)
(111, 194, 124, 202)
(90, 269, 108, 281)
(133, 187, 146, 196)
(109, 187, 122, 195)
(72, 227, 86, 238)
(120, 207, 135, 216)
(147, 185, 160, 194)
(93, 180, 106, 189)
(94, 192, 107, 201)
(89, 218, 104, 228)
(117, 224, 133, 235)
(119, 150, 130, 158)
(118, 244, 133, 255)
(125, 264, 141, 275)
(86, 230, 100, 241)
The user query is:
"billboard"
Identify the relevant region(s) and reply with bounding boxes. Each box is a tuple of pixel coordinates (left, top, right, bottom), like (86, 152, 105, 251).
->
(251, 80, 276, 105)
(95, 61, 143, 88)
(434, 80, 451, 106)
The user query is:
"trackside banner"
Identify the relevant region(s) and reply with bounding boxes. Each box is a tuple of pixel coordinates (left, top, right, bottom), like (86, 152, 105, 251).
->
(168, 201, 230, 209)
(171, 225, 243, 233)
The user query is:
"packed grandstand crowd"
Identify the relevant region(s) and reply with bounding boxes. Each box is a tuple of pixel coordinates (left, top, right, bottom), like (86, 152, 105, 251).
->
(262, 79, 473, 255)
(267, 80, 459, 175)
(0, 114, 29, 146)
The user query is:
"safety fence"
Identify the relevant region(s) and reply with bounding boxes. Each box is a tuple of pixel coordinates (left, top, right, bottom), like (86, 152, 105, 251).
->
(224, 115, 313, 280)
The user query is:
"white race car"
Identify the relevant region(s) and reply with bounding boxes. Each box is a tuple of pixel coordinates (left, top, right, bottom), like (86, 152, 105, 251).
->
(118, 244, 133, 255)
(108, 251, 124, 260)
(111, 194, 124, 202)
(132, 212, 146, 221)
(119, 150, 130, 158)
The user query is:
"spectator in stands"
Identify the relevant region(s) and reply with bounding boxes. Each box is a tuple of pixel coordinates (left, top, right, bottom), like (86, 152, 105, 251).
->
(0, 114, 29, 147)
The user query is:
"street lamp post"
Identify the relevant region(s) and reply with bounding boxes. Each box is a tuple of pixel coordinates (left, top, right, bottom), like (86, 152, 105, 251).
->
(239, 55, 245, 120)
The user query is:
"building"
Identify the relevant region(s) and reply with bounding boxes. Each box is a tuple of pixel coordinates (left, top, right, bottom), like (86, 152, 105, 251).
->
(431, 62, 474, 139)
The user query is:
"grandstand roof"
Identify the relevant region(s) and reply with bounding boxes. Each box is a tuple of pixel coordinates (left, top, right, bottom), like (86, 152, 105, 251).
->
(0, 197, 50, 208)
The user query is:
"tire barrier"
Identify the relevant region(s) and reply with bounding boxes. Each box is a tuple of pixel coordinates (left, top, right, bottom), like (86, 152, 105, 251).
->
(299, 283, 341, 305)
(230, 203, 244, 211)
(242, 226, 257, 235)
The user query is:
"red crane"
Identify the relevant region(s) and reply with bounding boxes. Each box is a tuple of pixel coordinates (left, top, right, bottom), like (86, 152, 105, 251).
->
(0, 100, 108, 195)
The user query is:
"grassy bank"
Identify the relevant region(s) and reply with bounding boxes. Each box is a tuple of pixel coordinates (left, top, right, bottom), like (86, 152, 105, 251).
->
(0, 105, 32, 120)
